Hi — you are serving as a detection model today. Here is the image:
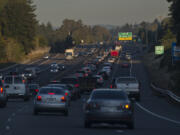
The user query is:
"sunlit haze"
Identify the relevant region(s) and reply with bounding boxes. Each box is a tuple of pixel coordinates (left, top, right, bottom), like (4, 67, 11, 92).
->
(33, 0, 170, 27)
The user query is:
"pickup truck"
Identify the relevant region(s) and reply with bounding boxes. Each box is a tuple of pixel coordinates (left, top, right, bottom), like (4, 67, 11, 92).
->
(114, 76, 141, 101)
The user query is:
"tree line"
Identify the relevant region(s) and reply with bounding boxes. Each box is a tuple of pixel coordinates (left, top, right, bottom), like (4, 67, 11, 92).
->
(38, 19, 112, 53)
(0, 0, 112, 62)
(0, 0, 49, 63)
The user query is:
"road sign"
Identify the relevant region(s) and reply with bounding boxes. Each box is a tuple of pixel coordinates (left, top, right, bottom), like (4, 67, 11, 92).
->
(155, 46, 164, 55)
(172, 42, 180, 63)
(118, 32, 132, 41)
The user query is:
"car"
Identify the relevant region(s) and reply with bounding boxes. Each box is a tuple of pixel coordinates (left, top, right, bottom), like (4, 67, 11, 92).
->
(28, 84, 40, 96)
(47, 84, 72, 103)
(84, 89, 134, 129)
(121, 61, 130, 68)
(3, 75, 30, 101)
(34, 87, 69, 116)
(44, 55, 49, 59)
(50, 67, 59, 73)
(93, 75, 104, 86)
(115, 77, 141, 101)
(108, 57, 116, 63)
(0, 79, 7, 107)
(61, 76, 80, 90)
(75, 70, 86, 78)
(50, 63, 59, 68)
(59, 64, 66, 71)
(103, 62, 113, 68)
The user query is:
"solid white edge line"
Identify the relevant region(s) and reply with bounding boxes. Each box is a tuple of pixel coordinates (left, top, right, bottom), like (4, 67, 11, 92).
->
(136, 102, 180, 125)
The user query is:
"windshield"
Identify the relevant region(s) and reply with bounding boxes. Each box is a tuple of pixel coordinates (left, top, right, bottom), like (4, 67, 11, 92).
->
(40, 88, 65, 95)
(91, 91, 127, 100)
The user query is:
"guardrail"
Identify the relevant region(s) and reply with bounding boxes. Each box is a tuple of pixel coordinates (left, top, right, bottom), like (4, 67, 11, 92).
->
(151, 83, 180, 103)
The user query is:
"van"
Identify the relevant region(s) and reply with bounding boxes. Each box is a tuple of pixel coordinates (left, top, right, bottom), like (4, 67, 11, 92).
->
(3, 76, 30, 101)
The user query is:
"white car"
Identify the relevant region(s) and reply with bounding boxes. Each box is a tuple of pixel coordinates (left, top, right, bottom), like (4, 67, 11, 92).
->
(108, 58, 116, 63)
(44, 55, 49, 59)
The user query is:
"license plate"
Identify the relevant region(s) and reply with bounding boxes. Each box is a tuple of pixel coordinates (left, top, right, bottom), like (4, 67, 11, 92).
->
(101, 107, 116, 112)
(47, 98, 56, 102)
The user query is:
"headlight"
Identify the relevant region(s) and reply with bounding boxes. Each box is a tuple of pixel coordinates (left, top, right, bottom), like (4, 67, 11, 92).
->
(29, 74, 32, 76)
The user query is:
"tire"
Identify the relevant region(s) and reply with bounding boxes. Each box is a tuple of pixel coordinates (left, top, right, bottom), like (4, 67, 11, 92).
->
(64, 110, 68, 116)
(33, 110, 38, 115)
(127, 121, 134, 129)
(84, 120, 91, 128)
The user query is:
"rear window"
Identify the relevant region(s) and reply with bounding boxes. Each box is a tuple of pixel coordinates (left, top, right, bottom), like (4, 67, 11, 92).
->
(4, 77, 13, 84)
(40, 88, 65, 95)
(61, 78, 78, 84)
(48, 84, 68, 89)
(91, 91, 127, 100)
(14, 77, 23, 84)
(117, 78, 137, 83)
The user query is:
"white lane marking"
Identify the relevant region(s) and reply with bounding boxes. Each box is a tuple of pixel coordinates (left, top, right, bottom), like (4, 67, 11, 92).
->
(136, 103, 180, 125)
(116, 130, 124, 133)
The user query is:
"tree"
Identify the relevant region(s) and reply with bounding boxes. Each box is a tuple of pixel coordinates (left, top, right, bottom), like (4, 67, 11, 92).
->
(167, 0, 180, 45)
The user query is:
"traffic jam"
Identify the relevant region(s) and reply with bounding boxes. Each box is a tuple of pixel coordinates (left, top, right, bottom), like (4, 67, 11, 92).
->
(0, 44, 140, 130)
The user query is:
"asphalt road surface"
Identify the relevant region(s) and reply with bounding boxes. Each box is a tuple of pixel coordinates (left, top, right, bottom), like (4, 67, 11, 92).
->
(0, 45, 180, 135)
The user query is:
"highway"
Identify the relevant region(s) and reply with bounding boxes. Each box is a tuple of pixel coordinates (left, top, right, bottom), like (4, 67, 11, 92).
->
(0, 45, 180, 135)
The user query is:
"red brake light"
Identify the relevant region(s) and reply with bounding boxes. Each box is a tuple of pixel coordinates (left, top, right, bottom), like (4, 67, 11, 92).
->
(37, 96, 42, 101)
(2, 80, 4, 83)
(61, 96, 66, 102)
(110, 85, 113, 88)
(35, 89, 39, 92)
(22, 80, 25, 83)
(65, 92, 68, 96)
(48, 93, 55, 95)
(75, 84, 79, 88)
(0, 87, 3, 93)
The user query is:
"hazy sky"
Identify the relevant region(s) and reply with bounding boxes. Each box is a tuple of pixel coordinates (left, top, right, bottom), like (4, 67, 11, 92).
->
(33, 0, 170, 27)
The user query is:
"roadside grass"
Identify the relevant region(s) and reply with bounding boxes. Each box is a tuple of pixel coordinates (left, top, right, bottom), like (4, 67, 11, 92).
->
(143, 51, 180, 96)
(0, 47, 50, 70)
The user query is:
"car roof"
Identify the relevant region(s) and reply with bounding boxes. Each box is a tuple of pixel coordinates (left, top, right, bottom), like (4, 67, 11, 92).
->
(93, 88, 124, 92)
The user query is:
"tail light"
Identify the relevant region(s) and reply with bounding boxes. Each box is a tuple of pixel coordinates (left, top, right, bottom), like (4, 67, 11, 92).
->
(65, 92, 68, 96)
(110, 85, 113, 88)
(35, 89, 39, 93)
(74, 84, 79, 88)
(37, 96, 42, 101)
(22, 80, 25, 83)
(100, 78, 103, 81)
(124, 104, 131, 110)
(0, 87, 3, 93)
(2, 80, 4, 83)
(61, 96, 66, 102)
(48, 93, 55, 95)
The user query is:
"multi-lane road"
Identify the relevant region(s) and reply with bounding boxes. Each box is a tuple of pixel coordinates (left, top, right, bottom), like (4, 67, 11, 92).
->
(0, 45, 180, 135)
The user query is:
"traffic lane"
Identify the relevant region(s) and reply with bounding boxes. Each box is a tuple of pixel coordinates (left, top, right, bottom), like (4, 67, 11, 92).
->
(6, 97, 131, 135)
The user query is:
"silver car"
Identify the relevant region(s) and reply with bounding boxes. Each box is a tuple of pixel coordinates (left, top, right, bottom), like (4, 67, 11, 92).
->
(84, 89, 134, 129)
(33, 87, 69, 116)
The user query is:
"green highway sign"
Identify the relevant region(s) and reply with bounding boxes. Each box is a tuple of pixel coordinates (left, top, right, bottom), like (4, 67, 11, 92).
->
(155, 46, 164, 55)
(118, 32, 132, 41)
